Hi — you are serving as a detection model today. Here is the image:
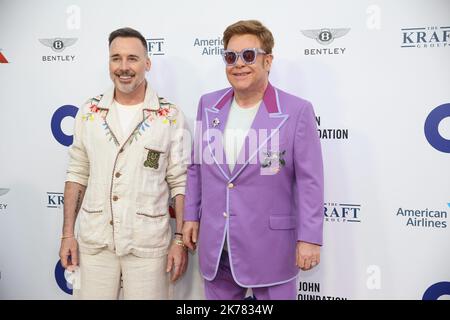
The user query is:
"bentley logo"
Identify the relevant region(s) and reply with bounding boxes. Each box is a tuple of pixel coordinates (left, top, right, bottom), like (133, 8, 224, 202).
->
(301, 28, 350, 45)
(39, 38, 78, 52)
(0, 188, 10, 196)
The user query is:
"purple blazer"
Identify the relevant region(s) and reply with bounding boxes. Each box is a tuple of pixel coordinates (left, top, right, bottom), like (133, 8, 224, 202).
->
(184, 83, 324, 287)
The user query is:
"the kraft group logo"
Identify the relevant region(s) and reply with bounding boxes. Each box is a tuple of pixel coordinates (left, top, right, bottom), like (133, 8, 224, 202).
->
(401, 26, 450, 49)
(324, 202, 361, 223)
(51, 105, 78, 146)
(423, 282, 450, 300)
(424, 103, 450, 153)
(47, 192, 64, 209)
(0, 49, 9, 63)
(146, 38, 165, 56)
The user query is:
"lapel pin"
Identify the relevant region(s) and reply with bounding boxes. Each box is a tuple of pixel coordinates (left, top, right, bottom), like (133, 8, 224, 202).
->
(212, 117, 220, 127)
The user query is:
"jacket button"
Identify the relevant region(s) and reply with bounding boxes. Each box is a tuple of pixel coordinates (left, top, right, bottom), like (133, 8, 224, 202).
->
(109, 220, 113, 225)
(115, 172, 121, 178)
(119, 148, 124, 153)
(223, 212, 227, 218)
(113, 195, 118, 201)
(228, 183, 234, 189)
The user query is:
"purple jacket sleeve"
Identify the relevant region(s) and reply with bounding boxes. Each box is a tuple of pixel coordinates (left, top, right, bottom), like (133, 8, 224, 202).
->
(294, 101, 324, 245)
(183, 97, 203, 221)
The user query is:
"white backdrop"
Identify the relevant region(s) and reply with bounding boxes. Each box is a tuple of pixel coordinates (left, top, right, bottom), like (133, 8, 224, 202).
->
(0, 0, 449, 300)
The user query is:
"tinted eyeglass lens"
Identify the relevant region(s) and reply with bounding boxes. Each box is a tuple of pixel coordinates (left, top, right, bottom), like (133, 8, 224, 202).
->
(242, 49, 256, 63)
(224, 52, 237, 65)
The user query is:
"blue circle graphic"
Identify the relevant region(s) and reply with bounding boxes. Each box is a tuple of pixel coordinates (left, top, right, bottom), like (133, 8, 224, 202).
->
(424, 103, 450, 153)
(51, 105, 78, 147)
(423, 281, 450, 300)
(54, 259, 73, 295)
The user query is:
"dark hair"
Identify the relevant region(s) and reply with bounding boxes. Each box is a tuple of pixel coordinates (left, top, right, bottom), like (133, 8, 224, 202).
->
(223, 20, 274, 54)
(108, 27, 148, 51)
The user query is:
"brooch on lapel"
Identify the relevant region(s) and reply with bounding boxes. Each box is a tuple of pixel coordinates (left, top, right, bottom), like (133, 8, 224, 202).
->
(212, 117, 220, 127)
(144, 149, 163, 169)
(261, 150, 286, 173)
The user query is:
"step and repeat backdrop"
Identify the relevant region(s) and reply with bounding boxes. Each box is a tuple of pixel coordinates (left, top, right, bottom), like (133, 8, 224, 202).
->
(0, 0, 449, 300)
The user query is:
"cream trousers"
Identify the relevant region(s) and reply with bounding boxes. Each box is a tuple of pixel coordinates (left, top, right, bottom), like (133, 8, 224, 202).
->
(73, 249, 169, 300)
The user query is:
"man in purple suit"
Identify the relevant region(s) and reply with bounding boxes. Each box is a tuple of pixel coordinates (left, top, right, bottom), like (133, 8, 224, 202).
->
(183, 20, 324, 300)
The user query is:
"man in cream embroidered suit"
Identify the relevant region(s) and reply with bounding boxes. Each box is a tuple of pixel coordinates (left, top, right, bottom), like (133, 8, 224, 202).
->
(59, 27, 188, 299)
(183, 20, 324, 300)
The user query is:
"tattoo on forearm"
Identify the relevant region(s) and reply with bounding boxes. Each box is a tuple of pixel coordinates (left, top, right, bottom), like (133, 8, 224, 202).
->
(75, 190, 82, 214)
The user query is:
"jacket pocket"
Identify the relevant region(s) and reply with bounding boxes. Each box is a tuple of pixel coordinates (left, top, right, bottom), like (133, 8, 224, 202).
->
(136, 210, 166, 218)
(269, 215, 296, 230)
(81, 207, 103, 214)
(133, 208, 170, 249)
(79, 204, 106, 246)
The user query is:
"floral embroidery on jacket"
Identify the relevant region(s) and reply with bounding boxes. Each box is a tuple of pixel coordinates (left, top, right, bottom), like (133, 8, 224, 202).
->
(158, 97, 178, 125)
(82, 95, 178, 146)
(128, 97, 178, 145)
(82, 95, 107, 121)
(82, 95, 119, 146)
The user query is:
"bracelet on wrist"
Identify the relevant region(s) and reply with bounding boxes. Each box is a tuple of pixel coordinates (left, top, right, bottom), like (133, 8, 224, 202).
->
(173, 239, 186, 249)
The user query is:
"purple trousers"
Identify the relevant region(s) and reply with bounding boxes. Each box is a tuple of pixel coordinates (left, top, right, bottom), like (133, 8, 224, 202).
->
(204, 250, 297, 300)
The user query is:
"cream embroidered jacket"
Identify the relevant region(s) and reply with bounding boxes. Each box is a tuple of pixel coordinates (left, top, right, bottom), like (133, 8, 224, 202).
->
(66, 84, 188, 257)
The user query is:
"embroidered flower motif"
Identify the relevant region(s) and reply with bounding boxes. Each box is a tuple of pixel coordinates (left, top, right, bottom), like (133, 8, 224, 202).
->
(83, 95, 107, 122)
(90, 104, 99, 113)
(157, 97, 178, 125)
(157, 105, 177, 125)
(128, 99, 178, 145)
(82, 114, 95, 121)
(82, 95, 119, 145)
(157, 108, 169, 117)
(166, 106, 178, 120)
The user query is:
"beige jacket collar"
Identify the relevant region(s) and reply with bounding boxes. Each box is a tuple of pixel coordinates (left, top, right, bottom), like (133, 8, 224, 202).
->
(97, 82, 161, 146)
